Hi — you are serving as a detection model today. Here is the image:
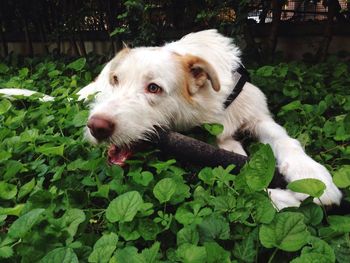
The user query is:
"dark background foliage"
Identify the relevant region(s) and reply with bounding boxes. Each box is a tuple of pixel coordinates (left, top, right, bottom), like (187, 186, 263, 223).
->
(0, 0, 349, 61)
(0, 1, 350, 262)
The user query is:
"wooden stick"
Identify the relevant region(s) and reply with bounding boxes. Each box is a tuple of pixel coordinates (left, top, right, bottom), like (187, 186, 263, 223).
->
(150, 130, 350, 213)
(150, 130, 287, 188)
(153, 130, 247, 172)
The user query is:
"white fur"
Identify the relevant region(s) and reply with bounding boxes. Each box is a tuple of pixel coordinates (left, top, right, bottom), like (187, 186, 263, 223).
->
(84, 30, 341, 209)
(0, 88, 54, 102)
(2, 30, 342, 209)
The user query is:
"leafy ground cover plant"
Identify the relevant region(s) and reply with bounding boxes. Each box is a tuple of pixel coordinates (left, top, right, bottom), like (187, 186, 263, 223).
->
(0, 54, 349, 262)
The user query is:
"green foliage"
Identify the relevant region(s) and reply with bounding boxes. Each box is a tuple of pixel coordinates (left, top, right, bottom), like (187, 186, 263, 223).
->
(287, 179, 326, 198)
(333, 165, 350, 188)
(88, 233, 118, 263)
(106, 191, 143, 223)
(259, 212, 310, 252)
(0, 55, 349, 262)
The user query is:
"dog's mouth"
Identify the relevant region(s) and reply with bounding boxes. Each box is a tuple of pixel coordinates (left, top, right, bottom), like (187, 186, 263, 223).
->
(107, 142, 150, 166)
(104, 129, 162, 166)
(107, 145, 133, 166)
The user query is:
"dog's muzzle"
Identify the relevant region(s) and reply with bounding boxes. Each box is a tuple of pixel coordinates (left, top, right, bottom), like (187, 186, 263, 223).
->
(87, 114, 115, 141)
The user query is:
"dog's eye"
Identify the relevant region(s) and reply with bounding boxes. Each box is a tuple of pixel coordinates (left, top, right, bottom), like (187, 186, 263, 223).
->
(111, 75, 118, 85)
(147, 83, 162, 94)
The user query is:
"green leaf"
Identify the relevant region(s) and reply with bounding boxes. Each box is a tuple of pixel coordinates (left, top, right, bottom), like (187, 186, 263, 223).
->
(149, 159, 176, 174)
(58, 209, 86, 238)
(204, 242, 231, 263)
(110, 27, 126, 37)
(72, 110, 89, 127)
(256, 65, 274, 77)
(328, 215, 350, 233)
(252, 193, 276, 224)
(119, 222, 140, 241)
(36, 144, 64, 156)
(281, 100, 302, 112)
(0, 63, 9, 73)
(287, 179, 326, 198)
(4, 160, 23, 180)
(298, 203, 323, 226)
(291, 237, 335, 263)
(0, 181, 17, 200)
(318, 100, 328, 115)
(137, 219, 160, 240)
(0, 99, 11, 114)
(344, 113, 350, 134)
(331, 235, 350, 263)
(259, 212, 310, 252)
(106, 191, 143, 223)
(176, 244, 207, 263)
(91, 184, 109, 199)
(67, 158, 101, 171)
(113, 247, 144, 263)
(175, 204, 212, 225)
(212, 194, 236, 212)
(333, 165, 350, 188)
(0, 246, 13, 259)
(240, 144, 275, 191)
(67, 58, 86, 71)
(283, 80, 300, 98)
(233, 230, 257, 263)
(0, 151, 11, 162)
(203, 123, 224, 136)
(8, 208, 45, 238)
(39, 247, 79, 263)
(88, 232, 118, 263)
(177, 226, 199, 246)
(18, 178, 36, 200)
(170, 181, 191, 204)
(0, 204, 25, 216)
(333, 63, 347, 78)
(153, 178, 176, 203)
(48, 69, 61, 78)
(175, 206, 197, 225)
(141, 242, 160, 263)
(198, 214, 230, 242)
(132, 171, 154, 186)
(198, 167, 215, 186)
(18, 67, 29, 78)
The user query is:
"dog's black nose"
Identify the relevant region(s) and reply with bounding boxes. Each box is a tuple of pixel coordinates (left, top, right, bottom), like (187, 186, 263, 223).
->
(87, 115, 115, 141)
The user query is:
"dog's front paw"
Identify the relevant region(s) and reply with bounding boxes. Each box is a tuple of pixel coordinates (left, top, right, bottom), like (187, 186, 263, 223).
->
(268, 188, 301, 210)
(279, 154, 342, 206)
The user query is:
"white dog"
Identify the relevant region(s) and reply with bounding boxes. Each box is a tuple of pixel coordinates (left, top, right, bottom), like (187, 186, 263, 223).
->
(1, 30, 341, 210)
(81, 30, 342, 210)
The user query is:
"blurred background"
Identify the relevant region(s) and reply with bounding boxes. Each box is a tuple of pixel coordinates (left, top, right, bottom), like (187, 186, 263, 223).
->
(0, 0, 349, 62)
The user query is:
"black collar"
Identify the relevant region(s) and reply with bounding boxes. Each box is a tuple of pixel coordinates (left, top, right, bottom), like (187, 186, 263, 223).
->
(224, 63, 250, 109)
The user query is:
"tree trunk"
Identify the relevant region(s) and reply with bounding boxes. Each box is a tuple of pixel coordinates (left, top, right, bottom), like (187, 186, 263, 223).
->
(316, 0, 338, 61)
(36, 20, 49, 55)
(70, 36, 80, 56)
(0, 20, 8, 57)
(264, 0, 283, 59)
(23, 17, 33, 56)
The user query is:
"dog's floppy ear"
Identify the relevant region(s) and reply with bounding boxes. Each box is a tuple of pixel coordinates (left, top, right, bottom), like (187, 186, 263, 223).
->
(182, 54, 220, 94)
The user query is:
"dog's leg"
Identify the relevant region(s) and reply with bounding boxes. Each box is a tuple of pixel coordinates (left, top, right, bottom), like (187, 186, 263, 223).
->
(224, 83, 341, 208)
(253, 116, 342, 206)
(267, 188, 303, 210)
(217, 136, 247, 156)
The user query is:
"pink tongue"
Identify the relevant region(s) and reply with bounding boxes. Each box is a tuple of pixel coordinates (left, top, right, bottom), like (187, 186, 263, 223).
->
(107, 145, 133, 166)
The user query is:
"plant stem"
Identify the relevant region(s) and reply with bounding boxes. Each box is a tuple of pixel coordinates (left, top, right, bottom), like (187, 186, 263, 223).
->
(318, 197, 329, 224)
(268, 248, 278, 263)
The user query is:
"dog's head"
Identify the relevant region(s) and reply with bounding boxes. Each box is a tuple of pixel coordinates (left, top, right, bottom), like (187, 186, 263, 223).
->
(83, 46, 221, 165)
